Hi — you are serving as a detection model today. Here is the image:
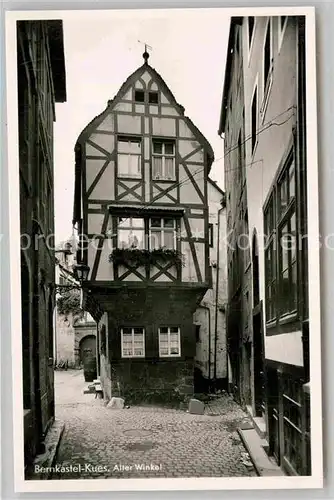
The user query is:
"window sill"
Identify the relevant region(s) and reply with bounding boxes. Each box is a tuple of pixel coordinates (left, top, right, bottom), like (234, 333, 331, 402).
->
(152, 178, 176, 183)
(159, 355, 181, 359)
(117, 175, 142, 181)
(279, 311, 298, 326)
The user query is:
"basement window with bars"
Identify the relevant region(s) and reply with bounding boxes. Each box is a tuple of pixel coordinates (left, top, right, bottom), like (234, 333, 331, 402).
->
(149, 217, 176, 250)
(121, 327, 145, 358)
(152, 140, 175, 180)
(158, 327, 181, 357)
(117, 137, 142, 179)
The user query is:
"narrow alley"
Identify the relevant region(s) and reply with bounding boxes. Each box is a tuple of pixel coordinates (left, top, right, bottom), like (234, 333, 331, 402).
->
(53, 370, 256, 479)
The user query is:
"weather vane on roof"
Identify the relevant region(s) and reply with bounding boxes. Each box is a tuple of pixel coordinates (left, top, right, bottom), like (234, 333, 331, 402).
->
(138, 40, 152, 64)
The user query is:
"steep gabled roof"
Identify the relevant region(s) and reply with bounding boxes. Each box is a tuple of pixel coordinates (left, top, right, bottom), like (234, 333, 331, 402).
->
(73, 61, 215, 225)
(208, 177, 225, 198)
(75, 62, 214, 166)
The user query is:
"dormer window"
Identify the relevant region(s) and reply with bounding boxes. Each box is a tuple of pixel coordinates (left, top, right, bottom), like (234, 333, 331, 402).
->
(152, 140, 175, 181)
(149, 91, 159, 104)
(134, 90, 145, 103)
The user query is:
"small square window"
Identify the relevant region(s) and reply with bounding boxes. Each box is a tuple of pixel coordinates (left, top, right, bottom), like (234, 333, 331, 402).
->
(135, 90, 145, 103)
(209, 223, 214, 247)
(153, 142, 163, 154)
(163, 218, 174, 228)
(164, 142, 174, 155)
(151, 217, 161, 228)
(149, 92, 159, 104)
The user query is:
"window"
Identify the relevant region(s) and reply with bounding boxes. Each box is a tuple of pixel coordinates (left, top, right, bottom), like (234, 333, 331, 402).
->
(278, 156, 296, 315)
(237, 132, 244, 183)
(264, 150, 297, 325)
(209, 223, 214, 248)
(278, 16, 288, 52)
(264, 198, 276, 322)
(248, 17, 255, 46)
(117, 217, 145, 249)
(152, 140, 175, 180)
(149, 217, 176, 249)
(134, 90, 145, 103)
(100, 325, 106, 356)
(264, 19, 273, 93)
(158, 327, 181, 357)
(39, 154, 46, 226)
(282, 375, 303, 475)
(117, 137, 142, 178)
(195, 325, 200, 342)
(251, 87, 258, 155)
(121, 327, 145, 358)
(149, 91, 159, 104)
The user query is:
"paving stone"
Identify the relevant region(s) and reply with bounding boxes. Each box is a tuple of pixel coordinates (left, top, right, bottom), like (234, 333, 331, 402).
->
(51, 370, 257, 480)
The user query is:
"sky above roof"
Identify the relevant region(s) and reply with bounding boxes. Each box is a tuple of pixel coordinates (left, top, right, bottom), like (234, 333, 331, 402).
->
(54, 9, 230, 242)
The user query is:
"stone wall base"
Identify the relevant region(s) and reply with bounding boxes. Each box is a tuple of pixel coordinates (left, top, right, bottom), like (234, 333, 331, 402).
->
(103, 359, 194, 407)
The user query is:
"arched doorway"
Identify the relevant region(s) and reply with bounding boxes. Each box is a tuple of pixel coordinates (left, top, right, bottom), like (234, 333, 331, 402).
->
(252, 232, 265, 417)
(79, 335, 96, 366)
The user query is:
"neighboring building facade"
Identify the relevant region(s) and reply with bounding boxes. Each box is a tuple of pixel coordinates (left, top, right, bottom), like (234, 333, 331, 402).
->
(194, 179, 227, 393)
(73, 52, 214, 404)
(219, 18, 253, 408)
(55, 238, 96, 368)
(18, 21, 66, 470)
(219, 16, 310, 475)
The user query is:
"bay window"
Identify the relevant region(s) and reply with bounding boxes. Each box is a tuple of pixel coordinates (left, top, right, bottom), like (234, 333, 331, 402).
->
(149, 217, 176, 249)
(117, 217, 145, 249)
(264, 150, 297, 325)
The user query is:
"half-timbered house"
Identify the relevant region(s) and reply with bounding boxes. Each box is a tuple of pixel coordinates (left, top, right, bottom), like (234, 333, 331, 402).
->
(72, 52, 214, 404)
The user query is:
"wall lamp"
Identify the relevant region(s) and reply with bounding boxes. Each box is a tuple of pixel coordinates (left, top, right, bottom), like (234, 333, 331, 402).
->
(55, 264, 90, 294)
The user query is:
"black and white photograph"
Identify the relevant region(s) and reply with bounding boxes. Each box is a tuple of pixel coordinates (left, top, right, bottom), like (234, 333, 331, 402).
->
(5, 6, 322, 492)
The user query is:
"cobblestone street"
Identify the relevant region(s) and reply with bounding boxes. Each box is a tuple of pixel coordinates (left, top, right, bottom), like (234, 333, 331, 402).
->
(53, 370, 256, 480)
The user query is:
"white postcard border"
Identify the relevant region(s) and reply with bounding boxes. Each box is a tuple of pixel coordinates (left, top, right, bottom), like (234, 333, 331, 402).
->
(5, 6, 323, 492)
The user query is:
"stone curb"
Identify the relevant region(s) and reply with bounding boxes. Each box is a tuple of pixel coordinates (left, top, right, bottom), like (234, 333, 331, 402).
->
(28, 420, 65, 480)
(237, 428, 285, 477)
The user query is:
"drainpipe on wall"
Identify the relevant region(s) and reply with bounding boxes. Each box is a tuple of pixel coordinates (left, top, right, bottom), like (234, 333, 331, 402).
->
(197, 305, 211, 388)
(214, 201, 225, 384)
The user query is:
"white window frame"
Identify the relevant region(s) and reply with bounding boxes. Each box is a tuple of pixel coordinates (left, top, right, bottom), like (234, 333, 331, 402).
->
(117, 137, 142, 179)
(278, 16, 288, 53)
(152, 140, 176, 181)
(117, 216, 145, 249)
(158, 327, 181, 357)
(260, 17, 274, 121)
(149, 217, 176, 250)
(121, 327, 145, 358)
